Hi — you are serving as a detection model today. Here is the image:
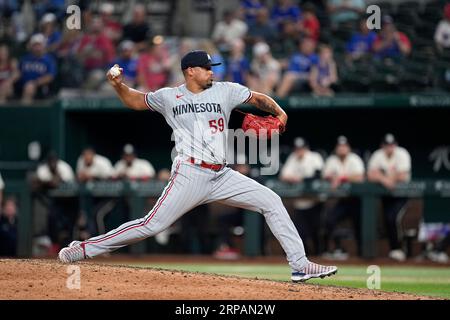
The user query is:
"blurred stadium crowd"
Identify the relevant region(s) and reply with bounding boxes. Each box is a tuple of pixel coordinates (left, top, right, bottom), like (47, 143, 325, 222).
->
(1, 0, 450, 263)
(0, 0, 449, 104)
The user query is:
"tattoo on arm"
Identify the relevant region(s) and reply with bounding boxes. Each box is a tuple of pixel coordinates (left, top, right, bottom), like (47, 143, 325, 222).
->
(252, 94, 280, 115)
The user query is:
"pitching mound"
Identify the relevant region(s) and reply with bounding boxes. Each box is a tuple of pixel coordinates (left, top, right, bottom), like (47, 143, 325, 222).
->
(0, 259, 432, 300)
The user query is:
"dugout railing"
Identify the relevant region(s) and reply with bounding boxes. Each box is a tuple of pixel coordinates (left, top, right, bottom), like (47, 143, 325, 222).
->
(8, 179, 450, 258)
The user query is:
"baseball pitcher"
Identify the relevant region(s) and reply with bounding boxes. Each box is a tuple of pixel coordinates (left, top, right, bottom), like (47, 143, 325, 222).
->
(58, 50, 337, 282)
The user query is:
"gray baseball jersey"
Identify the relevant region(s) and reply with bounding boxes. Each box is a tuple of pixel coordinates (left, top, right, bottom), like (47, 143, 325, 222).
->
(145, 82, 252, 164)
(81, 81, 309, 272)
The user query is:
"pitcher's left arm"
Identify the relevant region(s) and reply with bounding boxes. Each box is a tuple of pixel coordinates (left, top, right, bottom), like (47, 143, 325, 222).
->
(247, 91, 288, 128)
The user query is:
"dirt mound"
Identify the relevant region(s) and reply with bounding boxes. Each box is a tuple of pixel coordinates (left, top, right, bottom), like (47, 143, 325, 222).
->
(0, 259, 432, 300)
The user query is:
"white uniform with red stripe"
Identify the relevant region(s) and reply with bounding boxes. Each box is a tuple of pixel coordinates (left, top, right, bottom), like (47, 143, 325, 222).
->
(83, 81, 308, 272)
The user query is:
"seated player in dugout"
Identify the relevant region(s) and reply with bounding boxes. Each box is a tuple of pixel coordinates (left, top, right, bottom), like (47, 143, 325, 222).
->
(58, 50, 338, 282)
(368, 133, 412, 262)
(113, 144, 156, 181)
(322, 136, 365, 260)
(280, 137, 325, 256)
(31, 151, 77, 249)
(76, 147, 114, 182)
(75, 147, 115, 240)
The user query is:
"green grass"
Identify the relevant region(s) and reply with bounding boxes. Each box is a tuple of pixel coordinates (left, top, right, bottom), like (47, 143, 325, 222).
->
(114, 262, 450, 299)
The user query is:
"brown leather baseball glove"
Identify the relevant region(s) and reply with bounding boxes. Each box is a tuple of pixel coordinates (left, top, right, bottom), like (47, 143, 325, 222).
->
(241, 113, 286, 139)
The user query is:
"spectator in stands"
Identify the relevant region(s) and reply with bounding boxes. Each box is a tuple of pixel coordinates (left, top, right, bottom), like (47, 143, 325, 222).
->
(247, 41, 281, 95)
(111, 40, 138, 88)
(246, 7, 278, 46)
(137, 35, 171, 92)
(434, 3, 450, 52)
(56, 29, 84, 89)
(39, 13, 62, 55)
(114, 144, 156, 180)
(212, 9, 248, 53)
(326, 0, 365, 30)
(77, 16, 115, 90)
(373, 15, 411, 60)
(81, 6, 93, 28)
(0, 0, 27, 45)
(297, 3, 320, 42)
(99, 2, 123, 44)
(0, 43, 20, 103)
(368, 133, 412, 262)
(272, 20, 299, 61)
(57, 29, 82, 59)
(31, 151, 76, 250)
(0, 0, 19, 18)
(200, 40, 226, 81)
(33, 0, 66, 21)
(276, 37, 318, 97)
(280, 137, 324, 255)
(17, 33, 57, 104)
(322, 136, 365, 260)
(0, 196, 18, 257)
(345, 17, 377, 63)
(76, 147, 114, 182)
(271, 0, 302, 30)
(240, 0, 265, 25)
(226, 38, 251, 85)
(309, 44, 338, 97)
(122, 4, 152, 52)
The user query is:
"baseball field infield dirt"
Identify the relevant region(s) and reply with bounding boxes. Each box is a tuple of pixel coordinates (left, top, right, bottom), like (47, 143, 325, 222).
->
(0, 259, 434, 300)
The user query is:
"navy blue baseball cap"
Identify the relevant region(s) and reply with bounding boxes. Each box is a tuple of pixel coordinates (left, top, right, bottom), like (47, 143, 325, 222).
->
(181, 50, 221, 70)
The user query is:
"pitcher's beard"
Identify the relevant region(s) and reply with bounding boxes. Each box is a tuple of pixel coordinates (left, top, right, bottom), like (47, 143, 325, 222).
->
(204, 79, 213, 89)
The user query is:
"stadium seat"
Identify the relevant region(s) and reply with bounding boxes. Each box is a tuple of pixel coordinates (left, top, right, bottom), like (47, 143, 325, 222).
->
(437, 49, 450, 61)
(397, 1, 423, 14)
(396, 23, 417, 41)
(376, 1, 395, 16)
(393, 10, 422, 27)
(421, 0, 443, 23)
(433, 60, 450, 91)
(398, 60, 433, 92)
(329, 38, 346, 54)
(414, 22, 437, 40)
(319, 29, 333, 43)
(410, 46, 436, 64)
(338, 71, 371, 93)
(331, 21, 357, 42)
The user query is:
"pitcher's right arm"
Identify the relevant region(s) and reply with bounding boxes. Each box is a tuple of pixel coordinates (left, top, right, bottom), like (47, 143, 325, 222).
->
(106, 65, 148, 111)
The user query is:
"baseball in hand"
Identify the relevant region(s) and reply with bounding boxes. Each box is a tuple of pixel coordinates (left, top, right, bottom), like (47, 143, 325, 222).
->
(109, 64, 121, 78)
